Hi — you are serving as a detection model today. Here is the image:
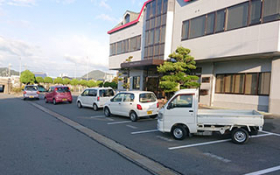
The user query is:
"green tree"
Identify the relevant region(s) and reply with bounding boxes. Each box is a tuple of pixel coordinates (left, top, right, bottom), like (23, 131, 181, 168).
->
(44, 77, 53, 89)
(70, 79, 79, 92)
(36, 77, 44, 84)
(97, 81, 103, 87)
(20, 70, 35, 85)
(63, 78, 71, 85)
(87, 80, 97, 87)
(79, 80, 88, 87)
(112, 76, 118, 84)
(54, 77, 63, 84)
(104, 81, 117, 89)
(157, 46, 200, 93)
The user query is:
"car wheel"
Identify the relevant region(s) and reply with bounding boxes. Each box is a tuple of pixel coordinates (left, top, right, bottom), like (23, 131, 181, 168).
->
(77, 101, 82, 108)
(23, 98, 26, 101)
(150, 115, 158, 119)
(93, 103, 98, 111)
(69, 101, 72, 104)
(130, 111, 138, 122)
(53, 99, 57, 105)
(231, 128, 249, 144)
(104, 107, 111, 117)
(44, 97, 48, 103)
(172, 125, 187, 140)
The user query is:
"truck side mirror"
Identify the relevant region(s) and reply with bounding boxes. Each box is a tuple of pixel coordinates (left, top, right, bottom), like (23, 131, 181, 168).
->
(167, 103, 173, 110)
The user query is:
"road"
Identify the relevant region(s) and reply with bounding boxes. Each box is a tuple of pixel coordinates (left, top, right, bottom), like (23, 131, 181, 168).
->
(1, 93, 280, 175)
(0, 94, 151, 175)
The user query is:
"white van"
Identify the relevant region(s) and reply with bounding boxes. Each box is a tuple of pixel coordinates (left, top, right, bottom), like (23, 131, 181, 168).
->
(76, 88, 115, 111)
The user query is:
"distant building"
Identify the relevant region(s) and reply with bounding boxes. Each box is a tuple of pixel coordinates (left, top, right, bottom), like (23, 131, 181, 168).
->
(33, 72, 47, 78)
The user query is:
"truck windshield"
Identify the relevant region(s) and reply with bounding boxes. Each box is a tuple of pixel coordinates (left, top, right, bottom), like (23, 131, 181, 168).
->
(139, 93, 156, 103)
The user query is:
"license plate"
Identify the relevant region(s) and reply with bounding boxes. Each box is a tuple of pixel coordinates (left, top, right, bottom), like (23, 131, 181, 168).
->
(147, 111, 152, 115)
(62, 99, 67, 101)
(29, 96, 34, 98)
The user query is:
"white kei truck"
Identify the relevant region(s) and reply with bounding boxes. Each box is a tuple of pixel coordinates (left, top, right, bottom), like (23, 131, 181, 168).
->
(157, 89, 264, 144)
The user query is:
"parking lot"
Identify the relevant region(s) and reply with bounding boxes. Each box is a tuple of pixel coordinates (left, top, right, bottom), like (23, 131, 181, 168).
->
(29, 94, 280, 175)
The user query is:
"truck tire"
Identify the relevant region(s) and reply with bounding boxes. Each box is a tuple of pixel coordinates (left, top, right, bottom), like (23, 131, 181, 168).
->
(231, 128, 249, 144)
(172, 125, 187, 140)
(130, 111, 138, 122)
(104, 107, 111, 117)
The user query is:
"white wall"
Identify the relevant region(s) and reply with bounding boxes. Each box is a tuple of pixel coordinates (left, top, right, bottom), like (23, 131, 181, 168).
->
(269, 57, 280, 114)
(109, 20, 143, 69)
(172, 0, 280, 60)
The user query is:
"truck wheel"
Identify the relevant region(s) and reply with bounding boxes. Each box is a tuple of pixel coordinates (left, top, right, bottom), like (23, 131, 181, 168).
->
(93, 103, 98, 111)
(104, 107, 111, 117)
(172, 125, 187, 140)
(231, 128, 249, 144)
(77, 101, 82, 108)
(130, 111, 138, 122)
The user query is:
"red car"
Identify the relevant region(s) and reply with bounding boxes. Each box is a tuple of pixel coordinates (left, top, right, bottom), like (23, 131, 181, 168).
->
(44, 86, 72, 105)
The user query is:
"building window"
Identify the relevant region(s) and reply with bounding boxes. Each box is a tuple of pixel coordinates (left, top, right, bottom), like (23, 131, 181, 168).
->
(250, 0, 262, 25)
(258, 72, 271, 95)
(125, 14, 130, 24)
(133, 76, 140, 90)
(215, 9, 225, 33)
(206, 13, 215, 35)
(227, 2, 249, 31)
(110, 35, 141, 56)
(182, 20, 189, 40)
(215, 75, 224, 93)
(263, 0, 280, 22)
(189, 16, 206, 39)
(215, 73, 270, 96)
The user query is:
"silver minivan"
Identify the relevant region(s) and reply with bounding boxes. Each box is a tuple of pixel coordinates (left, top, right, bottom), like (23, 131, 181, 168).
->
(76, 88, 115, 111)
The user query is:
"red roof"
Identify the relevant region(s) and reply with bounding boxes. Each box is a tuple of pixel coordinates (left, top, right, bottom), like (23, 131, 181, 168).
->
(107, 0, 192, 34)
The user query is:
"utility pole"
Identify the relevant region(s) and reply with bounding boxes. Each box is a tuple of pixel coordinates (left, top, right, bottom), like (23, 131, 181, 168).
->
(19, 57, 22, 76)
(87, 56, 89, 81)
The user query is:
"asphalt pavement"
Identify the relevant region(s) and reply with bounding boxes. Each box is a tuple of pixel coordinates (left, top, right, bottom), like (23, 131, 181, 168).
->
(1, 93, 280, 175)
(0, 94, 151, 175)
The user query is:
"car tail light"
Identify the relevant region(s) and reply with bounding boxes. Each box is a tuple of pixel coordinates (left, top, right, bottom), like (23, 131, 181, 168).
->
(23, 91, 26, 94)
(157, 102, 159, 108)
(97, 96, 100, 101)
(37, 91, 40, 94)
(137, 104, 142, 110)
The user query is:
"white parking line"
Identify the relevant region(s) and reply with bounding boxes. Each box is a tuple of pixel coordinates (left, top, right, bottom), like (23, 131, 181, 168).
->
(107, 121, 131, 125)
(203, 153, 231, 163)
(261, 130, 280, 137)
(126, 125, 138, 129)
(169, 133, 273, 150)
(131, 129, 159, 135)
(244, 165, 280, 175)
(156, 136, 173, 142)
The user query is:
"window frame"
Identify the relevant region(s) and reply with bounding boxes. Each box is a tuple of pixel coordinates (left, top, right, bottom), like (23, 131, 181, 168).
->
(215, 72, 271, 96)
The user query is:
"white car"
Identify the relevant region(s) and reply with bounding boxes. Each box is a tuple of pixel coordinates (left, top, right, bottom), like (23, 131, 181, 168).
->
(103, 91, 159, 122)
(76, 88, 115, 111)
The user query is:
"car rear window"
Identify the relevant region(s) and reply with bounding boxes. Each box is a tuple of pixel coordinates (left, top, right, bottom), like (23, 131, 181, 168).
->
(25, 86, 38, 91)
(99, 89, 114, 97)
(56, 87, 70, 93)
(139, 93, 157, 103)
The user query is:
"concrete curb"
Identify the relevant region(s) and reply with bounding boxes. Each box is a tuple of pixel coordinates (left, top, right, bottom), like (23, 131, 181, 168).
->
(31, 102, 180, 175)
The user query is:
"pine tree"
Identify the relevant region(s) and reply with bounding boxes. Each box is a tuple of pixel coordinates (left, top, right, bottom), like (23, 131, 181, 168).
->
(157, 46, 200, 93)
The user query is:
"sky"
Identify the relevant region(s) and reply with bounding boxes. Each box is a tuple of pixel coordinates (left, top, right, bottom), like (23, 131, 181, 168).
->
(0, 0, 146, 77)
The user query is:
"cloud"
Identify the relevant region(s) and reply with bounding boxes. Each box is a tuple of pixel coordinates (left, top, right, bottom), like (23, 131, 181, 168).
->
(55, 0, 76, 4)
(95, 14, 119, 23)
(5, 0, 37, 7)
(0, 36, 38, 57)
(99, 0, 111, 11)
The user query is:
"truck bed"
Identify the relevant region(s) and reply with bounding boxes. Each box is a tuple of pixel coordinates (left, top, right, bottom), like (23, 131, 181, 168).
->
(197, 109, 264, 127)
